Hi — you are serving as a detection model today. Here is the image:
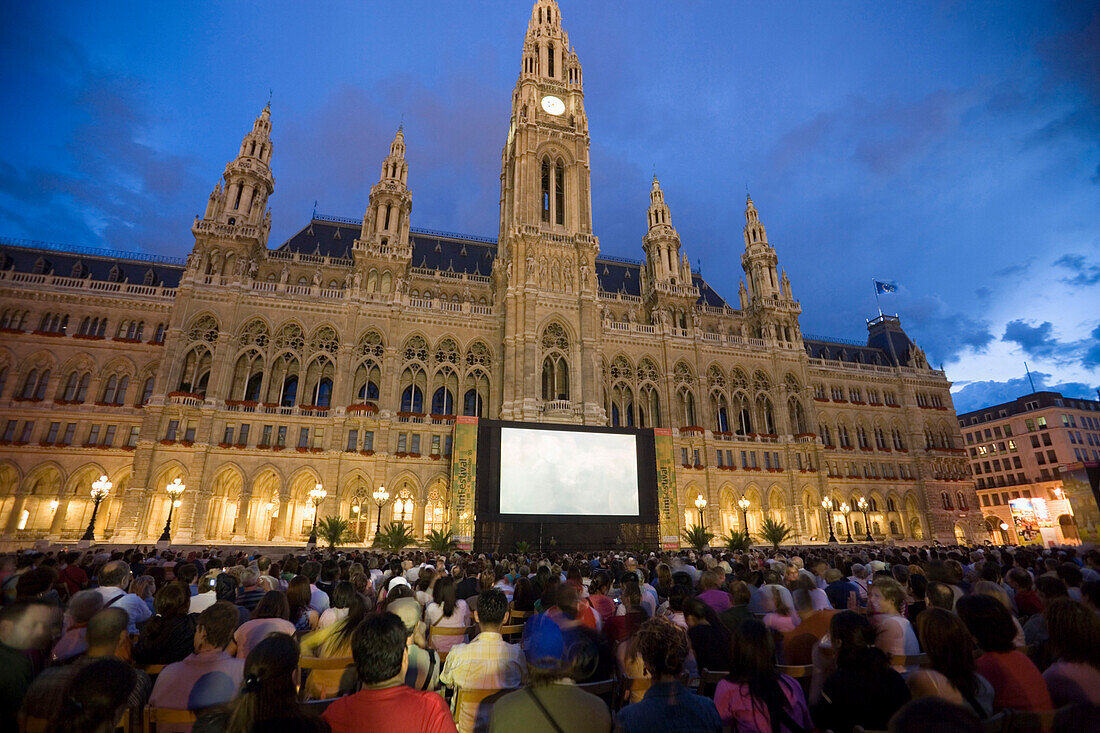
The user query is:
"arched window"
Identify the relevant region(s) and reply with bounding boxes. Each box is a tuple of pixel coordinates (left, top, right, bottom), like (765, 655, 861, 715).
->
(140, 377, 155, 406)
(101, 376, 118, 404)
(678, 390, 696, 427)
(314, 377, 333, 408)
(957, 492, 968, 511)
(541, 355, 569, 400)
(62, 372, 79, 401)
(547, 41, 555, 77)
(431, 387, 454, 415)
(20, 369, 38, 399)
(941, 492, 953, 510)
(463, 388, 483, 417)
(280, 375, 298, 407)
(540, 158, 551, 222)
(245, 372, 263, 402)
(401, 384, 424, 413)
(554, 159, 565, 225)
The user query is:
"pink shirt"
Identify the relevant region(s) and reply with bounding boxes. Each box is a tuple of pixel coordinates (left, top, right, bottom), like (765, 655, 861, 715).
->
(233, 617, 296, 658)
(714, 674, 812, 733)
(975, 651, 1053, 712)
(149, 649, 245, 728)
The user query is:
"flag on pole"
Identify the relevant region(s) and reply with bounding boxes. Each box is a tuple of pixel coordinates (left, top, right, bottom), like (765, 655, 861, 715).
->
(874, 279, 898, 294)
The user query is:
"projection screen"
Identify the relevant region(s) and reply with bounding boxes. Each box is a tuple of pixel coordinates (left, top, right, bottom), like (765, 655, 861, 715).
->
(498, 426, 640, 516)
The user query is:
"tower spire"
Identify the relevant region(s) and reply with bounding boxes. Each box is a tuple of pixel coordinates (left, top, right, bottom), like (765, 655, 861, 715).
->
(196, 102, 274, 236)
(356, 127, 412, 262)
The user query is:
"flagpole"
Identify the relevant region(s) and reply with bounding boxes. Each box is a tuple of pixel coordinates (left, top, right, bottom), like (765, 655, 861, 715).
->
(873, 279, 883, 317)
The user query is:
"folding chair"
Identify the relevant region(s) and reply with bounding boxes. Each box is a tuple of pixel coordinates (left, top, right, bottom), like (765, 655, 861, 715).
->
(142, 707, 197, 733)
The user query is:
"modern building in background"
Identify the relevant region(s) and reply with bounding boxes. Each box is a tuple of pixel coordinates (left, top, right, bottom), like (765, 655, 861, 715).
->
(958, 390, 1100, 545)
(0, 0, 979, 549)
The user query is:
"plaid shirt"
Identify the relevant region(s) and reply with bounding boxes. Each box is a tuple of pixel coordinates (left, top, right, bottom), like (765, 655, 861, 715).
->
(439, 631, 526, 733)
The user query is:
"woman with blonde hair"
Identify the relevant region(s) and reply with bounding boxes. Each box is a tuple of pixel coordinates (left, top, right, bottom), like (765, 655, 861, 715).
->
(299, 590, 368, 698)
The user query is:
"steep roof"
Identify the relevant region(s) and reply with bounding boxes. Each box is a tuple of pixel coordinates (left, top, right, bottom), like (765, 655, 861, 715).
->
(0, 240, 184, 287)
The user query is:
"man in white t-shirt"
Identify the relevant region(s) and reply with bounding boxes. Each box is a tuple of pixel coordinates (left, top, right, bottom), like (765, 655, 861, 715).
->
(93, 560, 151, 634)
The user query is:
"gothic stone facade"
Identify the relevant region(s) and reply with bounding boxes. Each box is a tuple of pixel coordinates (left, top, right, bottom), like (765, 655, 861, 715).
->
(0, 0, 979, 548)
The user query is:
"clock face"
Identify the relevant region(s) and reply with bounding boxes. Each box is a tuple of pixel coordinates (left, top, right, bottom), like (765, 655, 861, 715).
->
(541, 95, 565, 116)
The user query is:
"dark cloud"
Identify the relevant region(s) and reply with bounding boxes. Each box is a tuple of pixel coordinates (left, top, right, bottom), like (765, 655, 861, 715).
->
(1001, 318, 1100, 368)
(891, 294, 994, 366)
(951, 372, 1099, 414)
(993, 259, 1034, 278)
(1053, 253, 1100, 286)
(1002, 319, 1059, 358)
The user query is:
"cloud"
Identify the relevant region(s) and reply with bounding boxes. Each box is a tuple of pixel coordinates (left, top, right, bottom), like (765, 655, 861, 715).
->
(1084, 324, 1100, 368)
(950, 371, 1099, 414)
(993, 259, 1034, 278)
(1002, 319, 1059, 358)
(1054, 253, 1100, 286)
(893, 293, 994, 366)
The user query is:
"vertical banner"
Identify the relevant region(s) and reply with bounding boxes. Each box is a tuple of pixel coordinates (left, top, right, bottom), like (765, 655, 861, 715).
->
(450, 416, 478, 550)
(653, 428, 681, 549)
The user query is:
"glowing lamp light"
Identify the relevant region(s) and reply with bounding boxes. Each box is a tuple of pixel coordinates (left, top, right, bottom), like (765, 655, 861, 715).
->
(999, 522, 1009, 530)
(737, 496, 751, 512)
(694, 494, 708, 511)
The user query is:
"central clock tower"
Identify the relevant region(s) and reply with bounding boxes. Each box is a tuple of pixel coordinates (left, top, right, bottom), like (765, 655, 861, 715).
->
(495, 0, 603, 423)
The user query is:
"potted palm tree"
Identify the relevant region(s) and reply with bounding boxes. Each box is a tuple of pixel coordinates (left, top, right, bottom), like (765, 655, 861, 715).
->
(372, 522, 417, 553)
(681, 524, 715, 552)
(720, 529, 753, 552)
(316, 516, 356, 550)
(757, 517, 795, 551)
(426, 528, 458, 553)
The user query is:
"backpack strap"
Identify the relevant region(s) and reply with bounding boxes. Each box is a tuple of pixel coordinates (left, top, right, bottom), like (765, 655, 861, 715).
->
(525, 688, 565, 733)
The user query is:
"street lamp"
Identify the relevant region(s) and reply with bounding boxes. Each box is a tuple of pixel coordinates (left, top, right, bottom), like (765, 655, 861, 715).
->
(857, 496, 874, 543)
(157, 478, 186, 545)
(306, 483, 327, 547)
(372, 485, 390, 538)
(821, 497, 838, 543)
(839, 502, 854, 543)
(80, 475, 112, 546)
(737, 495, 751, 534)
(694, 494, 708, 531)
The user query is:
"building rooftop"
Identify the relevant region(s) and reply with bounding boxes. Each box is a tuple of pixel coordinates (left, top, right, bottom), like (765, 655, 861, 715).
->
(957, 390, 1100, 424)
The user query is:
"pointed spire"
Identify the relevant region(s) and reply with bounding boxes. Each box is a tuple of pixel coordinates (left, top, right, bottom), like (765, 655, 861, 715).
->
(647, 176, 671, 230)
(743, 193, 767, 246)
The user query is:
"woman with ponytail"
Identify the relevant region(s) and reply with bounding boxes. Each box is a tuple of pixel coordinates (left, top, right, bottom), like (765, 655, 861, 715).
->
(810, 610, 909, 733)
(47, 659, 136, 733)
(299, 589, 369, 699)
(714, 619, 811, 733)
(193, 633, 327, 733)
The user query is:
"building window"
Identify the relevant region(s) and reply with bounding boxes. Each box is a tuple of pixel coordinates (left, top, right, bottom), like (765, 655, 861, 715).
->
(45, 422, 60, 443)
(127, 426, 140, 447)
(165, 420, 179, 441)
(88, 425, 101, 445)
(276, 426, 286, 447)
(102, 425, 116, 446)
(346, 429, 359, 452)
(62, 423, 76, 445)
(363, 431, 374, 451)
(261, 425, 273, 446)
(298, 427, 309, 448)
(312, 428, 324, 450)
(398, 433, 408, 453)
(223, 426, 234, 444)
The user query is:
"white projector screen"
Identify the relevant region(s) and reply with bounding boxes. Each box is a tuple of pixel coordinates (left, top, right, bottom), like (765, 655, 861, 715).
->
(498, 427, 640, 516)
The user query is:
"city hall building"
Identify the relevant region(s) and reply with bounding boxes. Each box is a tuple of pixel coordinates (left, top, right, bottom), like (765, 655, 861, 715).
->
(0, 0, 979, 549)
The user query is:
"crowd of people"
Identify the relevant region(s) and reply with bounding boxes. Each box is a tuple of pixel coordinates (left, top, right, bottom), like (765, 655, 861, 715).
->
(1, 541, 1099, 732)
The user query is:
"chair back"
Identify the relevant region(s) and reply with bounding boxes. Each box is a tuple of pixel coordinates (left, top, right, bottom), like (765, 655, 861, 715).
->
(498, 623, 525, 642)
(626, 676, 652, 695)
(509, 609, 532, 620)
(888, 653, 930, 668)
(297, 656, 354, 700)
(776, 664, 814, 679)
(137, 663, 167, 677)
(577, 678, 616, 697)
(143, 707, 197, 733)
(20, 717, 49, 733)
(453, 687, 517, 729)
(300, 698, 341, 716)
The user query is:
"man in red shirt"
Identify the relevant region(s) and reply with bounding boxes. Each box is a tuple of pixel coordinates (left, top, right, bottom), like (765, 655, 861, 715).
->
(323, 613, 457, 733)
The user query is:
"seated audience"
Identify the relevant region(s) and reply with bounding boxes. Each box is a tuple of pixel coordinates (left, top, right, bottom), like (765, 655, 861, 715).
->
(490, 613, 612, 733)
(824, 569, 860, 611)
(683, 597, 732, 674)
(1040, 597, 1100, 707)
(300, 588, 368, 698)
(811, 610, 910, 732)
(387, 595, 443, 693)
(190, 571, 219, 614)
(233, 590, 295, 659)
(887, 697, 983, 733)
(149, 601, 246, 714)
(93, 560, 152, 634)
(234, 567, 266, 613)
(615, 616, 722, 732)
(45, 658, 137, 733)
(22, 607, 150, 722)
(585, 573, 615, 626)
(426, 575, 471, 653)
(762, 585, 800, 633)
(194, 633, 326, 733)
(909, 608, 994, 718)
(783, 581, 836, 665)
(696, 569, 732, 615)
(51, 589, 103, 663)
(956, 594, 1052, 712)
(715, 618, 812, 733)
(440, 588, 526, 733)
(1, 599, 57, 728)
(134, 582, 197, 665)
(868, 577, 920, 673)
(322, 613, 457, 733)
(288, 575, 319, 632)
(718, 580, 753, 634)
(925, 581, 955, 611)
(318, 581, 356, 629)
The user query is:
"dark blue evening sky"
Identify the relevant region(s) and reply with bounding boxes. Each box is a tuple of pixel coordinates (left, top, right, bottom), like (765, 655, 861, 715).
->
(0, 1, 1096, 411)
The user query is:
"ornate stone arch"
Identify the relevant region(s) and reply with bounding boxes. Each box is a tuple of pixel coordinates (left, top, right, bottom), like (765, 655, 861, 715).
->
(540, 320, 571, 401)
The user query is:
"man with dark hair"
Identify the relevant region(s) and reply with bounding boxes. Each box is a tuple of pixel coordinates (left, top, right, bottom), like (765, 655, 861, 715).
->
(440, 589, 526, 733)
(301, 560, 330, 613)
(149, 601, 244, 714)
(21, 607, 151, 722)
(925, 581, 955, 611)
(93, 559, 151, 634)
(0, 598, 56, 728)
(322, 613, 457, 733)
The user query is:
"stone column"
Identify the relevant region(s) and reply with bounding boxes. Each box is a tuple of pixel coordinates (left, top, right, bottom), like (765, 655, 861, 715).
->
(1, 491, 28, 538)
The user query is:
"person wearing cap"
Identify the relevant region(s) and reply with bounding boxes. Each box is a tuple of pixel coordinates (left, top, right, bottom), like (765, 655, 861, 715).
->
(387, 596, 443, 692)
(440, 588, 526, 733)
(489, 614, 612, 732)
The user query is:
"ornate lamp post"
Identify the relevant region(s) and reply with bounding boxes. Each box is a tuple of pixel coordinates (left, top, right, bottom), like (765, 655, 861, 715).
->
(372, 485, 390, 539)
(857, 496, 874, 543)
(79, 475, 112, 547)
(839, 502, 854, 543)
(694, 494, 708, 531)
(306, 483, 327, 548)
(737, 495, 751, 534)
(157, 478, 186, 546)
(821, 496, 838, 543)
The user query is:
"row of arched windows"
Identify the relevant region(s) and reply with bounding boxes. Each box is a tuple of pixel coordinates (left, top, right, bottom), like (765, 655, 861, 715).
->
(6, 365, 154, 407)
